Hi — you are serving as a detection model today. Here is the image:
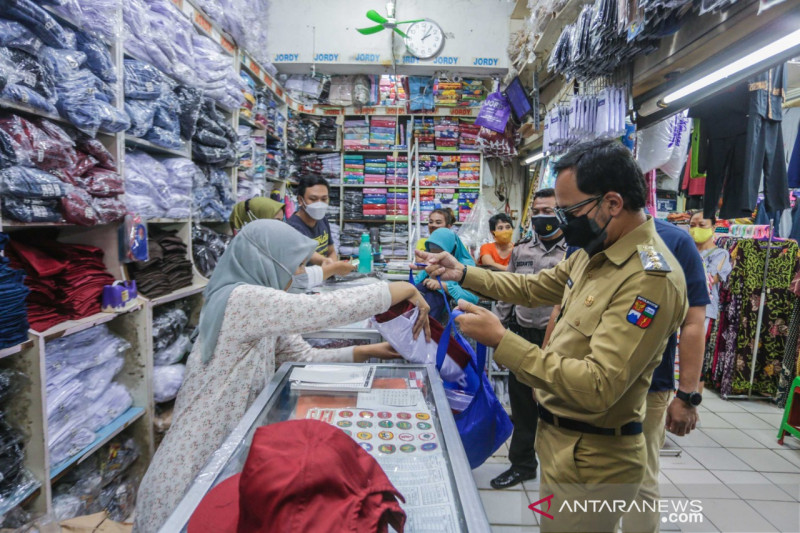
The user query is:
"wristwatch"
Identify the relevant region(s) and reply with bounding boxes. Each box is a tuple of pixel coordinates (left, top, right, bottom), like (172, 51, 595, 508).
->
(459, 264, 468, 283)
(676, 390, 702, 407)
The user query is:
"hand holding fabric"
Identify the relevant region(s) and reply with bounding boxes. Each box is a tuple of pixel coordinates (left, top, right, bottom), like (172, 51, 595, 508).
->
(454, 300, 506, 348)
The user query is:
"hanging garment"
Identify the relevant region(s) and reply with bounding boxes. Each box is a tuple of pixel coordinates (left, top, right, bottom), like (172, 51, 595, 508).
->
(723, 239, 799, 396)
(788, 115, 800, 189)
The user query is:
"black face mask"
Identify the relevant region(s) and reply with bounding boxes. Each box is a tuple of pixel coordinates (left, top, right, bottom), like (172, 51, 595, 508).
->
(560, 204, 610, 256)
(532, 216, 560, 239)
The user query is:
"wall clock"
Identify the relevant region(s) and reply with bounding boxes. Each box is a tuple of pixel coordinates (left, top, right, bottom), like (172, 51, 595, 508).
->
(404, 20, 445, 59)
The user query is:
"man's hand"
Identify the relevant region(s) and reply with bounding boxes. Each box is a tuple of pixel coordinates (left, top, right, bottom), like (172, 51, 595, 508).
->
(454, 300, 507, 348)
(354, 342, 402, 362)
(666, 398, 698, 436)
(413, 249, 465, 282)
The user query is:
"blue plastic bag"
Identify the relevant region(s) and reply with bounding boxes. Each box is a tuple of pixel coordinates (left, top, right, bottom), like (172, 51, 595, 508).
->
(433, 280, 513, 469)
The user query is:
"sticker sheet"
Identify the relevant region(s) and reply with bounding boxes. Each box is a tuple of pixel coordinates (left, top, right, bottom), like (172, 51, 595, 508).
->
(305, 407, 460, 532)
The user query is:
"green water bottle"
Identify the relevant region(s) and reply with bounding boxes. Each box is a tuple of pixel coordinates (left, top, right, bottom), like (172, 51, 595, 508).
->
(358, 233, 372, 273)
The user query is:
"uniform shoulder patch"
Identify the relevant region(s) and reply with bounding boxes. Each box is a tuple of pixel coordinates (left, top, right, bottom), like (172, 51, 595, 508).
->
(627, 296, 659, 329)
(637, 245, 672, 273)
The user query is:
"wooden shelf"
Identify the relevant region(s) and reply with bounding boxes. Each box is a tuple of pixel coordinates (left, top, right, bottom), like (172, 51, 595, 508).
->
(0, 339, 34, 360)
(50, 407, 145, 480)
(146, 218, 191, 224)
(147, 281, 208, 307)
(33, 302, 144, 342)
(125, 135, 191, 158)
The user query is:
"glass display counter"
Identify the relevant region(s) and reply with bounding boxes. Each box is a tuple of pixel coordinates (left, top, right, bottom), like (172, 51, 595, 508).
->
(161, 362, 489, 533)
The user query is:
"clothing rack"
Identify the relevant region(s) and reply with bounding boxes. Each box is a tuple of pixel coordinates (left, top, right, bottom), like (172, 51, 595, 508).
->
(724, 219, 781, 402)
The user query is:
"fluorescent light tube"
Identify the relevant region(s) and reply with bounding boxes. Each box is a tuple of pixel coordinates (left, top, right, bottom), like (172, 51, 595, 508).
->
(661, 28, 800, 105)
(524, 151, 545, 164)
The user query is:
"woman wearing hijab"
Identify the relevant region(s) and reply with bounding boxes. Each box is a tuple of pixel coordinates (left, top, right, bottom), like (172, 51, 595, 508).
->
(229, 197, 356, 289)
(414, 228, 479, 321)
(135, 220, 430, 532)
(229, 197, 285, 232)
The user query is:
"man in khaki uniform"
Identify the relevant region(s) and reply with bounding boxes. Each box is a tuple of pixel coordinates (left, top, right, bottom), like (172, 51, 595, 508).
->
(417, 139, 688, 533)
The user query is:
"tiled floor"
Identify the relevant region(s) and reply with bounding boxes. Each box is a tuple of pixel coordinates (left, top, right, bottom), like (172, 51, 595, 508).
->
(472, 390, 800, 532)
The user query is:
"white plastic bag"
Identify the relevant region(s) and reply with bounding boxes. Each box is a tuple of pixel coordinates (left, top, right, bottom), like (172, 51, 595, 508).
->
(370, 308, 465, 383)
(457, 196, 497, 251)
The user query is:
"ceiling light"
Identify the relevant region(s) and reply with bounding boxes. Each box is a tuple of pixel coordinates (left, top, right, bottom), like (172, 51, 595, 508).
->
(524, 151, 545, 164)
(661, 28, 800, 106)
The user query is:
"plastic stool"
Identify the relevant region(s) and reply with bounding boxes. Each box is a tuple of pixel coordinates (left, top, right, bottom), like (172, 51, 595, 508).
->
(777, 375, 800, 446)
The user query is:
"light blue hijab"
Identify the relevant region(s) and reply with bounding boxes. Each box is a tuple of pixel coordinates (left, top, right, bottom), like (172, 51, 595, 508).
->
(198, 219, 317, 363)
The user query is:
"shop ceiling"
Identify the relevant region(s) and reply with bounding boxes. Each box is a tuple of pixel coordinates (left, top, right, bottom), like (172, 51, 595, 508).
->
(265, 0, 515, 76)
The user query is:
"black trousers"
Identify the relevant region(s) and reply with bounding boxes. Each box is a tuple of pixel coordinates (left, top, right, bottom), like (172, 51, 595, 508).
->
(507, 323, 545, 474)
(745, 115, 790, 215)
(703, 132, 747, 220)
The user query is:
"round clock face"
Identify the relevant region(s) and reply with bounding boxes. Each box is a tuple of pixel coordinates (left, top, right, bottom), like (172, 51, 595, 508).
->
(404, 20, 444, 59)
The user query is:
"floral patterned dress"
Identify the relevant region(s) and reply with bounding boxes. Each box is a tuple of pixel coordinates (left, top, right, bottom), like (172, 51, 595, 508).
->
(134, 283, 392, 532)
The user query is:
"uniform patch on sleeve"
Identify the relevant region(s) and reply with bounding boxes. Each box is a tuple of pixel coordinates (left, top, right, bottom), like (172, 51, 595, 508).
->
(627, 296, 659, 329)
(566, 278, 574, 288)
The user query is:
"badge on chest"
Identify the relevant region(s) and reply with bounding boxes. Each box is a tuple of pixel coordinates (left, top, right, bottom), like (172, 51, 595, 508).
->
(627, 296, 659, 329)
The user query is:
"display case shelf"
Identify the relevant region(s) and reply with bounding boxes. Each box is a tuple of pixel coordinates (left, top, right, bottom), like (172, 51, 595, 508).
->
(50, 407, 145, 480)
(0, 99, 72, 128)
(238, 115, 258, 128)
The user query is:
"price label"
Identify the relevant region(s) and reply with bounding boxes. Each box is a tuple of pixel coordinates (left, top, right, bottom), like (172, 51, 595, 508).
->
(194, 12, 212, 33)
(220, 36, 235, 53)
(249, 60, 260, 76)
(171, 0, 183, 8)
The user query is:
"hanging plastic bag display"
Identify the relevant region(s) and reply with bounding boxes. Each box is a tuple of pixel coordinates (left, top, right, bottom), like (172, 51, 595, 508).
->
(475, 91, 511, 134)
(457, 195, 497, 251)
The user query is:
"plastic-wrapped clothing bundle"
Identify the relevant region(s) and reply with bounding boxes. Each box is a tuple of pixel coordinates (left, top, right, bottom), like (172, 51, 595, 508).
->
(0, 166, 67, 198)
(175, 85, 203, 139)
(50, 427, 95, 465)
(54, 71, 130, 136)
(50, 0, 119, 42)
(0, 420, 26, 497)
(60, 185, 99, 226)
(0, 369, 27, 404)
(2, 196, 60, 222)
(123, 59, 163, 100)
(0, 83, 56, 114)
(0, 0, 73, 49)
(125, 98, 157, 137)
(40, 47, 87, 82)
(0, 114, 77, 171)
(74, 167, 123, 197)
(153, 363, 185, 403)
(7, 48, 54, 100)
(157, 157, 195, 217)
(46, 325, 130, 378)
(154, 334, 192, 366)
(90, 197, 125, 224)
(124, 150, 171, 218)
(152, 307, 188, 352)
(85, 383, 132, 431)
(78, 355, 124, 401)
(0, 19, 44, 57)
(75, 31, 115, 83)
(192, 224, 230, 278)
(76, 136, 116, 170)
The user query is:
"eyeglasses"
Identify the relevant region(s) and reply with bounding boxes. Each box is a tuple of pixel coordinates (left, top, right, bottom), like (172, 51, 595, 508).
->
(554, 195, 603, 225)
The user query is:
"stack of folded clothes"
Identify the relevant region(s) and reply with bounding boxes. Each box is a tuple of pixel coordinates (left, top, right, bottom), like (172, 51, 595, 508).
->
(287, 111, 318, 149)
(193, 165, 234, 221)
(369, 117, 395, 149)
(0, 234, 28, 349)
(459, 120, 481, 151)
(437, 155, 460, 186)
(0, 115, 126, 225)
(413, 117, 434, 151)
(124, 60, 185, 150)
(339, 223, 369, 257)
(192, 99, 237, 166)
(459, 190, 479, 222)
(386, 155, 408, 186)
(460, 79, 486, 107)
(459, 154, 481, 187)
(343, 154, 364, 184)
(192, 225, 230, 278)
(364, 156, 386, 185)
(313, 117, 338, 150)
(362, 188, 387, 220)
(419, 155, 438, 186)
(152, 304, 195, 404)
(343, 118, 369, 151)
(45, 325, 132, 466)
(343, 190, 363, 221)
(125, 151, 193, 219)
(6, 239, 115, 332)
(128, 228, 193, 298)
(434, 79, 462, 107)
(434, 118, 459, 151)
(326, 187, 340, 224)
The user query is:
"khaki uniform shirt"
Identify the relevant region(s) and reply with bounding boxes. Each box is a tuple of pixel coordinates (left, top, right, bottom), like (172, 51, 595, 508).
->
(494, 234, 568, 330)
(463, 217, 688, 428)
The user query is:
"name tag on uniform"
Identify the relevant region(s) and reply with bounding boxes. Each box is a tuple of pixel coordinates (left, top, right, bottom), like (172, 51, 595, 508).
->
(627, 296, 659, 329)
(566, 278, 574, 288)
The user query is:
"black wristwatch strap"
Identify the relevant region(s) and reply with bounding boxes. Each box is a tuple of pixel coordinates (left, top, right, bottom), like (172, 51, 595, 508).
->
(459, 264, 468, 284)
